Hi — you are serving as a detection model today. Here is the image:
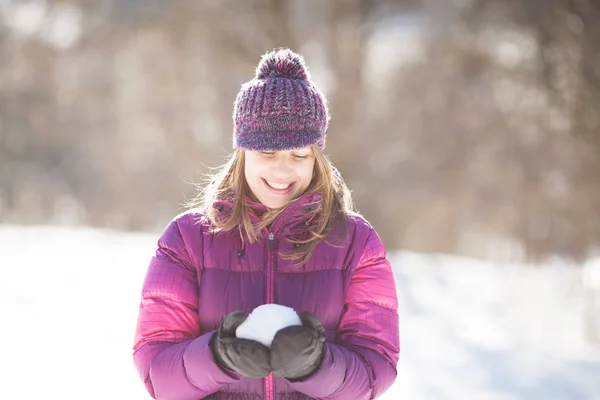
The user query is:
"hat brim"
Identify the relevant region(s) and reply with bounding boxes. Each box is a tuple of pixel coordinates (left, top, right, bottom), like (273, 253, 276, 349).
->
(234, 130, 325, 151)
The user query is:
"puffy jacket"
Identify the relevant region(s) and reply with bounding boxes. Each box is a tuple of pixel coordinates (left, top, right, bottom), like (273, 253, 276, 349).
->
(133, 192, 400, 400)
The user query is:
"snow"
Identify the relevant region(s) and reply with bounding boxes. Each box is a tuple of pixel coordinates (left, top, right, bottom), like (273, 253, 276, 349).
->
(1, 224, 599, 399)
(583, 258, 600, 289)
(236, 304, 302, 347)
(392, 252, 600, 400)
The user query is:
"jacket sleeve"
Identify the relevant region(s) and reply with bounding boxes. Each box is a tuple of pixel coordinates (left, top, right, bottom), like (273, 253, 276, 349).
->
(132, 215, 241, 400)
(288, 226, 400, 399)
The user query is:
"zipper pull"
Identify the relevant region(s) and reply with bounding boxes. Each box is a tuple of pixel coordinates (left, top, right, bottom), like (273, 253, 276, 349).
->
(269, 232, 275, 251)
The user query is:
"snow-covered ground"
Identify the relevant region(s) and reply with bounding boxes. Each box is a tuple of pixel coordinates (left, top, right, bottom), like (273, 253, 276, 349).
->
(1, 225, 599, 400)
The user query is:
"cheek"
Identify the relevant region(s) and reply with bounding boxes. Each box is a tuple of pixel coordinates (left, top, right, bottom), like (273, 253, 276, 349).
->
(244, 158, 261, 182)
(300, 161, 315, 185)
(244, 163, 259, 195)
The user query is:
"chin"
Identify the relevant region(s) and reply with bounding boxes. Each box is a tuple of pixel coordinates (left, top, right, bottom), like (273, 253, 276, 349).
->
(260, 196, 290, 210)
(265, 201, 286, 210)
(255, 189, 300, 210)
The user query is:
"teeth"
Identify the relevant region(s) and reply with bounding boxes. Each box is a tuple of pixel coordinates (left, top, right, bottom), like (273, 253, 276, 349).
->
(266, 180, 291, 190)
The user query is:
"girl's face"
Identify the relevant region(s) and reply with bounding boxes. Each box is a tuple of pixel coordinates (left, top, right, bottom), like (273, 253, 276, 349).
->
(244, 146, 315, 209)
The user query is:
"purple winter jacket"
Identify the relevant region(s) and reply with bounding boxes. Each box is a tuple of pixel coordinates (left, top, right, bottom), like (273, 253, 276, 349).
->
(133, 192, 400, 400)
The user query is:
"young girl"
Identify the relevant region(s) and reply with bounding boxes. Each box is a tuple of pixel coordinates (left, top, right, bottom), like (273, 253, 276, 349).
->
(133, 48, 399, 400)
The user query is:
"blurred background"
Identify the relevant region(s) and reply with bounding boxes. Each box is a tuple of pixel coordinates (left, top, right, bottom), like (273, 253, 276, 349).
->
(1, 0, 600, 399)
(3, 0, 600, 262)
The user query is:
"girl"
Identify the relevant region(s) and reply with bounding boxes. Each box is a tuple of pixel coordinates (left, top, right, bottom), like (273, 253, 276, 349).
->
(133, 48, 399, 400)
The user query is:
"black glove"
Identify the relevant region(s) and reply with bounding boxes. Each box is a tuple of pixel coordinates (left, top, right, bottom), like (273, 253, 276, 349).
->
(270, 311, 326, 381)
(211, 311, 271, 378)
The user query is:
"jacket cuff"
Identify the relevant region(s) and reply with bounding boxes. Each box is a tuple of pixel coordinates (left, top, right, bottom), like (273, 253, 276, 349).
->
(286, 343, 346, 398)
(182, 330, 242, 387)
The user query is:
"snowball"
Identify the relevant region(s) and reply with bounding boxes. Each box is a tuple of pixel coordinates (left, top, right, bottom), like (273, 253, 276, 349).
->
(236, 304, 302, 347)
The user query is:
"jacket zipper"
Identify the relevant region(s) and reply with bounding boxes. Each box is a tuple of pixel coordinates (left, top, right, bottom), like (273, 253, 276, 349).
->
(267, 231, 276, 305)
(215, 195, 318, 400)
(265, 230, 276, 400)
(263, 195, 312, 400)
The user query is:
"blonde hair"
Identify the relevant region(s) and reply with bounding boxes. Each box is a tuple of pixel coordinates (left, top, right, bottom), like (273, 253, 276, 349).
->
(188, 144, 354, 265)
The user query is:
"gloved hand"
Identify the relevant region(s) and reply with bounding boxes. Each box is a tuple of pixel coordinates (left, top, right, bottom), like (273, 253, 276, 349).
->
(211, 311, 271, 378)
(270, 311, 325, 381)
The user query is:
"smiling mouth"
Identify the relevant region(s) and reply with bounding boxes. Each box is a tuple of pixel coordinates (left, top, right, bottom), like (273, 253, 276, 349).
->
(263, 178, 294, 191)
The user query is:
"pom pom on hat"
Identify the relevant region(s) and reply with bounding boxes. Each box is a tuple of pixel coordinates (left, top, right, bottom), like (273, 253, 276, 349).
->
(255, 48, 310, 81)
(233, 48, 329, 152)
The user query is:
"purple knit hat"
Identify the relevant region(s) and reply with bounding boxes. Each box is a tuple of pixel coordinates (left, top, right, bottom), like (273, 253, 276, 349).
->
(233, 48, 329, 151)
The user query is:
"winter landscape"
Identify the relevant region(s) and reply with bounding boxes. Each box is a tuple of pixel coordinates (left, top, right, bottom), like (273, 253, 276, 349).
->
(1, 224, 599, 400)
(3, 1, 600, 399)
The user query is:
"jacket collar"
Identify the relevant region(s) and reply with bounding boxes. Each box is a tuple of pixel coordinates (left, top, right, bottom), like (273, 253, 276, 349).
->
(212, 192, 323, 238)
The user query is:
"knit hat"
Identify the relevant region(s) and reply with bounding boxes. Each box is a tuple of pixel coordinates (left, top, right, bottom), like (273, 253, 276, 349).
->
(233, 48, 329, 151)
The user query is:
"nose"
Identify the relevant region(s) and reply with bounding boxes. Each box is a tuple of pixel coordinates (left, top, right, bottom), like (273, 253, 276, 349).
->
(271, 157, 293, 176)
